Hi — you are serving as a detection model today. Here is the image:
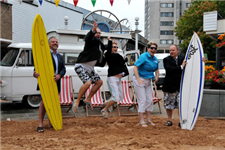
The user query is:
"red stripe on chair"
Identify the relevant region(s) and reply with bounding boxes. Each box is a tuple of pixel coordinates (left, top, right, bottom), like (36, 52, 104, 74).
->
(85, 84, 104, 106)
(60, 75, 73, 105)
(119, 80, 134, 106)
(68, 76, 72, 104)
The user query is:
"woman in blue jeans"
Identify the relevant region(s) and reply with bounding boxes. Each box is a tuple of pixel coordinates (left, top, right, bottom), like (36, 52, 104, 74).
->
(133, 41, 159, 127)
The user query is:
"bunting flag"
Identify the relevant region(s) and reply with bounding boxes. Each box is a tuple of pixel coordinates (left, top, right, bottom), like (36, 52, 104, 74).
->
(39, 0, 43, 5)
(18, 0, 22, 4)
(127, 0, 131, 5)
(91, 0, 96, 7)
(109, 0, 114, 6)
(55, 0, 60, 7)
(73, 0, 78, 7)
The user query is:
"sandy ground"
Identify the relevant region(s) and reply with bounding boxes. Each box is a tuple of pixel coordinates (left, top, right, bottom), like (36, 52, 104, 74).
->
(1, 115, 225, 150)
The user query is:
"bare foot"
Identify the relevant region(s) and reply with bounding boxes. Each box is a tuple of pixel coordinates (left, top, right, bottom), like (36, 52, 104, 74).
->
(84, 99, 93, 109)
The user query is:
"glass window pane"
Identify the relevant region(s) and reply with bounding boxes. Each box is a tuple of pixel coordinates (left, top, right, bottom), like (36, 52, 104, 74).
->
(0, 49, 19, 66)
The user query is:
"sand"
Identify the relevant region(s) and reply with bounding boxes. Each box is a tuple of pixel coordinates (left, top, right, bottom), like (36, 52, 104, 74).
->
(1, 115, 225, 150)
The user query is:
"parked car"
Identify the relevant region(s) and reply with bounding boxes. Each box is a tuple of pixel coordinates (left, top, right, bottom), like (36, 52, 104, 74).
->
(154, 53, 170, 88)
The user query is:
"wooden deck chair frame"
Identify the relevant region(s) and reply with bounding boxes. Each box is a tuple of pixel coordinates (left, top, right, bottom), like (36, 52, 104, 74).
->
(117, 80, 138, 116)
(152, 81, 162, 114)
(85, 84, 106, 117)
(59, 75, 75, 117)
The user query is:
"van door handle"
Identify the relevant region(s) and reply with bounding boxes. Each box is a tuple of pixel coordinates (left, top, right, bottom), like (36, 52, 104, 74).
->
(97, 69, 101, 72)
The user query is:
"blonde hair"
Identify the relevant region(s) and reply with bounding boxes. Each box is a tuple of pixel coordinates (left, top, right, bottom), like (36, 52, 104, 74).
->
(147, 41, 158, 48)
(112, 41, 117, 45)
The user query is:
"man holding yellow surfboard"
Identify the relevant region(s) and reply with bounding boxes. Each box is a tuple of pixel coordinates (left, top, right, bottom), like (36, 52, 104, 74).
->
(34, 36, 66, 133)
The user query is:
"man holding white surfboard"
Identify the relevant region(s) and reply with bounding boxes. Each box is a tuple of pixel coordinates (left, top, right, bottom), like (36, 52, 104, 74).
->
(163, 43, 206, 128)
(162, 44, 186, 127)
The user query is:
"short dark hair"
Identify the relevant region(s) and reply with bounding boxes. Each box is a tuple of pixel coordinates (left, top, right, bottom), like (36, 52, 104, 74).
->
(171, 44, 179, 50)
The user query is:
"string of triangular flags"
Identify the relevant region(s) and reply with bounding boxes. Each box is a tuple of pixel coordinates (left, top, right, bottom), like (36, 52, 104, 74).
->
(14, 0, 131, 7)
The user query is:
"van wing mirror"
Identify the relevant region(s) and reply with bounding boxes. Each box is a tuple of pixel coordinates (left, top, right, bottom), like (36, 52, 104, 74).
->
(18, 58, 23, 65)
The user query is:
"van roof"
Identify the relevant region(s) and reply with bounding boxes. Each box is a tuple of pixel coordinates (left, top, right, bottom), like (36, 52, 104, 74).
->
(154, 53, 170, 59)
(48, 29, 132, 39)
(8, 42, 123, 53)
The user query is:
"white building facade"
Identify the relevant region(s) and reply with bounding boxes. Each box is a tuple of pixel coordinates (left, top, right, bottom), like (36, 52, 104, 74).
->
(7, 0, 83, 43)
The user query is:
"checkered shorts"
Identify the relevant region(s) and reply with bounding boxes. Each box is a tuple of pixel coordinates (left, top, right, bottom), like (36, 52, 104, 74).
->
(163, 92, 180, 110)
(74, 65, 101, 84)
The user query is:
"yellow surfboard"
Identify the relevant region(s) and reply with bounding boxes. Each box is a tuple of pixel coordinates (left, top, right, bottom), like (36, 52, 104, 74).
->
(32, 14, 62, 130)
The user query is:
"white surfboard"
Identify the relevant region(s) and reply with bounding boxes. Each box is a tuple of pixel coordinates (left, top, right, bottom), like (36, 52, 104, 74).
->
(179, 32, 205, 130)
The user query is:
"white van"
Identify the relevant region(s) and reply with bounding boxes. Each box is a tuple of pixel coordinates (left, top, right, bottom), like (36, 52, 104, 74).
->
(0, 29, 140, 107)
(154, 53, 170, 88)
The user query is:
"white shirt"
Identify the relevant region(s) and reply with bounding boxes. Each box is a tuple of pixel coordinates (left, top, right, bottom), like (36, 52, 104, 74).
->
(51, 50, 58, 74)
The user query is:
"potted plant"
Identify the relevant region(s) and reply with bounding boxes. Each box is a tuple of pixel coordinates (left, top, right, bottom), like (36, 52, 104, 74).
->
(216, 32, 225, 49)
(204, 65, 215, 88)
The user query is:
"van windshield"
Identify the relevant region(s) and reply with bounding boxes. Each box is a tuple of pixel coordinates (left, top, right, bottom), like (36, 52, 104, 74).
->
(0, 49, 19, 66)
(158, 59, 164, 69)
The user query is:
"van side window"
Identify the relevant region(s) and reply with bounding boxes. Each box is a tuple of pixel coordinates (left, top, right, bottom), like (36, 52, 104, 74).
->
(59, 53, 79, 65)
(18, 50, 34, 66)
(126, 53, 139, 66)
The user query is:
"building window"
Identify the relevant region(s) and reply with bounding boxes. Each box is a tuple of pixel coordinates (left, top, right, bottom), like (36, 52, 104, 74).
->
(160, 40, 174, 44)
(160, 3, 174, 8)
(160, 31, 174, 35)
(186, 3, 191, 8)
(160, 12, 174, 17)
(147, 16, 150, 20)
(160, 21, 174, 26)
(148, 7, 150, 12)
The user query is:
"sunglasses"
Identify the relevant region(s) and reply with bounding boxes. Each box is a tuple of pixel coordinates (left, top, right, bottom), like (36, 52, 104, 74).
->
(112, 46, 118, 48)
(149, 47, 157, 50)
(96, 32, 101, 34)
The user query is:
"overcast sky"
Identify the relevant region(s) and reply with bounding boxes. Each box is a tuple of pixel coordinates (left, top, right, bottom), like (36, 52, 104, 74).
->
(63, 0, 145, 36)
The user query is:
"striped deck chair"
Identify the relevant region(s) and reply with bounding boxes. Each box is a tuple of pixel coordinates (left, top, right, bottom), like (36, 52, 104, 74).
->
(152, 81, 162, 114)
(117, 80, 138, 116)
(59, 75, 75, 117)
(85, 84, 106, 117)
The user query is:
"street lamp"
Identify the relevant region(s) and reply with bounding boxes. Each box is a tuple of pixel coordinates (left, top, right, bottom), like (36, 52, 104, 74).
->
(135, 17, 141, 50)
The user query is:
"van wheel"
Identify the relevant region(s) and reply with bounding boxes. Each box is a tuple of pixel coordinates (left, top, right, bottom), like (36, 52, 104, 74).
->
(25, 95, 41, 108)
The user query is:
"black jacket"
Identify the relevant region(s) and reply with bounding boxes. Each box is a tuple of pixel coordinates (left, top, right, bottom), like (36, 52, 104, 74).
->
(105, 43, 129, 77)
(35, 53, 66, 93)
(162, 55, 184, 93)
(76, 29, 108, 67)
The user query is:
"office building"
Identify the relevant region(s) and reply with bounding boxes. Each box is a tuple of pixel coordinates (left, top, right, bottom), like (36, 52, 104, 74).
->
(145, 0, 191, 53)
